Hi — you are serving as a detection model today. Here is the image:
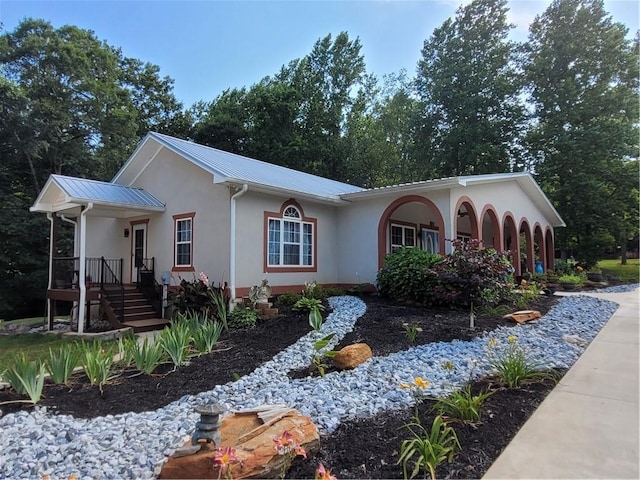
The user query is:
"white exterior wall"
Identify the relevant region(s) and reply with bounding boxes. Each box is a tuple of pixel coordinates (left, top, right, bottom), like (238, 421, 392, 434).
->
(234, 191, 339, 290)
(336, 191, 451, 286)
(86, 148, 232, 286)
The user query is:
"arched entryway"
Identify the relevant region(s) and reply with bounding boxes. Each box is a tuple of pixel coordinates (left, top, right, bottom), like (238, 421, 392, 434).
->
(520, 220, 534, 275)
(533, 224, 545, 273)
(480, 205, 501, 250)
(545, 228, 555, 271)
(454, 197, 479, 242)
(377, 195, 445, 268)
(502, 213, 519, 274)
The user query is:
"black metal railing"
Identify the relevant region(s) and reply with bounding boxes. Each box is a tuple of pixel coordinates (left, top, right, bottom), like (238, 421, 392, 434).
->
(137, 257, 162, 317)
(52, 256, 124, 288)
(100, 257, 125, 322)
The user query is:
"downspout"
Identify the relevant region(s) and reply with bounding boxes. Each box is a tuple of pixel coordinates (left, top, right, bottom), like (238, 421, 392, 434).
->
(230, 184, 248, 305)
(77, 203, 94, 333)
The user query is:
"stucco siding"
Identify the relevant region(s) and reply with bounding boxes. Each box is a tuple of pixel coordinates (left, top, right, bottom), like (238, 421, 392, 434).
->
(234, 191, 339, 290)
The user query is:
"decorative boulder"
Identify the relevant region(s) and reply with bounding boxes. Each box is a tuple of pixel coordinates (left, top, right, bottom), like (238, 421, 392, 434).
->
(503, 310, 541, 324)
(159, 405, 319, 479)
(333, 343, 372, 370)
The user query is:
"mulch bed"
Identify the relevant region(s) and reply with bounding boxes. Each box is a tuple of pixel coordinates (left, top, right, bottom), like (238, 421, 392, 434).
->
(0, 293, 560, 479)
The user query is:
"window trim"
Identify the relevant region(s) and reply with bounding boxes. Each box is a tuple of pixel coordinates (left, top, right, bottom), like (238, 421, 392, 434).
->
(263, 200, 317, 273)
(389, 221, 417, 252)
(419, 225, 440, 255)
(172, 212, 195, 272)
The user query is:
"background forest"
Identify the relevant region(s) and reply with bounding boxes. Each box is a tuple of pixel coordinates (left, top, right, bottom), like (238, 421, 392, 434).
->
(1, 0, 638, 319)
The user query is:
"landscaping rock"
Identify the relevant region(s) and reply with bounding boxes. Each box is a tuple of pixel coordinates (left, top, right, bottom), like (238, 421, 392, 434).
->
(159, 406, 319, 479)
(333, 343, 372, 370)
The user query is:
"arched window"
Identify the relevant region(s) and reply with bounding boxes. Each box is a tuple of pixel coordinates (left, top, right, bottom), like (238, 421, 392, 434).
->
(267, 205, 314, 267)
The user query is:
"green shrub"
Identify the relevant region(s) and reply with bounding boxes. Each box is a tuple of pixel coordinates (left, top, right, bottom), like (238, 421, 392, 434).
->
(229, 307, 258, 328)
(323, 285, 345, 297)
(191, 320, 224, 354)
(376, 248, 443, 302)
(275, 292, 302, 308)
(302, 280, 326, 300)
(558, 274, 583, 286)
(159, 321, 192, 369)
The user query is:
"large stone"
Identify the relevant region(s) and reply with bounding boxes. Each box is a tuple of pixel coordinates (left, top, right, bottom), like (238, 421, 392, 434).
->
(503, 310, 541, 324)
(159, 406, 319, 479)
(333, 343, 372, 370)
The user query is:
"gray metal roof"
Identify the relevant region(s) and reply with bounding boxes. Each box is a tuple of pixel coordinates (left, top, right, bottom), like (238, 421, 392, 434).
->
(147, 132, 364, 199)
(51, 174, 165, 208)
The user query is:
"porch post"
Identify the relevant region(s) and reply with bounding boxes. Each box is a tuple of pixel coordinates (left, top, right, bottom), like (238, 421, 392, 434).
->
(46, 213, 56, 331)
(77, 203, 94, 333)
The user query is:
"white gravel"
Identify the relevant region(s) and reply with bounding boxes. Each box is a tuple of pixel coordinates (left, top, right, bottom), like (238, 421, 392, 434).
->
(0, 286, 634, 480)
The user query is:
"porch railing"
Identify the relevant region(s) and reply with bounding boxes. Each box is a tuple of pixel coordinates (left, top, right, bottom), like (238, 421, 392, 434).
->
(137, 257, 162, 317)
(52, 257, 123, 288)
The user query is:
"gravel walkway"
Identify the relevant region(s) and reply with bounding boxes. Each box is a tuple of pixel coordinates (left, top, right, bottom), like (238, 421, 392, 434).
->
(0, 285, 635, 479)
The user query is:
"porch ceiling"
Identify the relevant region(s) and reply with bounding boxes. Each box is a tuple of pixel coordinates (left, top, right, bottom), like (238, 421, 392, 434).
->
(30, 174, 166, 218)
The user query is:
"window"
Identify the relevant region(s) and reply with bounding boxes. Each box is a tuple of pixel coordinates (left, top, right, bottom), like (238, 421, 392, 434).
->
(266, 204, 316, 271)
(173, 213, 195, 271)
(390, 223, 416, 252)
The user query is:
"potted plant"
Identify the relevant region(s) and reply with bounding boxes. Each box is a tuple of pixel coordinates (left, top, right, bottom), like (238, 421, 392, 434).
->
(586, 268, 604, 283)
(558, 274, 583, 291)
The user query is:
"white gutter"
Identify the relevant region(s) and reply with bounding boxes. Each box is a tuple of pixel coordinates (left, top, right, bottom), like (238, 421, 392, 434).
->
(46, 213, 55, 328)
(77, 202, 94, 334)
(229, 185, 248, 303)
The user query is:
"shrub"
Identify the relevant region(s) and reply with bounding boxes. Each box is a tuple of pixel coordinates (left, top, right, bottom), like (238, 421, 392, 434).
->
(376, 248, 443, 302)
(191, 320, 224, 354)
(302, 280, 326, 300)
(275, 292, 303, 308)
(431, 239, 513, 309)
(487, 336, 557, 388)
(558, 274, 584, 286)
(323, 285, 345, 297)
(169, 275, 228, 325)
(228, 307, 258, 329)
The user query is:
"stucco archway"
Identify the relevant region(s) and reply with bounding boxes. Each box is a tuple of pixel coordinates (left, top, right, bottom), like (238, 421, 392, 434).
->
(545, 228, 555, 271)
(533, 224, 545, 273)
(480, 205, 501, 250)
(519, 219, 534, 275)
(454, 196, 479, 241)
(503, 212, 518, 275)
(377, 195, 446, 269)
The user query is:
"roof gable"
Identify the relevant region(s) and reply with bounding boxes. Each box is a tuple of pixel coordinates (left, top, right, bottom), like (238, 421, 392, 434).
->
(113, 132, 364, 203)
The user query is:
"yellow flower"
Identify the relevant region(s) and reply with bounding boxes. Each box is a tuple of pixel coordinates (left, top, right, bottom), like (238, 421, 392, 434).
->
(414, 377, 429, 390)
(507, 335, 517, 343)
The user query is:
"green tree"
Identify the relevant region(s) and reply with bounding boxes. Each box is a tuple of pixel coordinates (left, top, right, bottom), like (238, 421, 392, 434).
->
(525, 0, 639, 266)
(415, 0, 525, 177)
(0, 19, 185, 318)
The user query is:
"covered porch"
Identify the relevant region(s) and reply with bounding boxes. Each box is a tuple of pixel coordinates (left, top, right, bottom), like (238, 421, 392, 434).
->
(31, 174, 166, 333)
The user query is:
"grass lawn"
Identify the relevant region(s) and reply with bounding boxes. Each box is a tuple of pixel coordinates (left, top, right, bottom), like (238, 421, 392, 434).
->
(598, 258, 640, 283)
(0, 331, 117, 373)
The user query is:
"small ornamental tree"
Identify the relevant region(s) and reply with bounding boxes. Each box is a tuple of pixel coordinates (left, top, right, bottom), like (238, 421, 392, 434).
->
(434, 239, 513, 327)
(376, 248, 443, 302)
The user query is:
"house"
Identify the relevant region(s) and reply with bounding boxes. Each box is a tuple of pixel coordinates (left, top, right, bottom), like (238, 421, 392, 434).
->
(31, 132, 565, 332)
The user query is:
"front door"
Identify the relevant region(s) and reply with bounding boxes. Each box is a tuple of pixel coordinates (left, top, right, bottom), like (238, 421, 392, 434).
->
(132, 223, 147, 283)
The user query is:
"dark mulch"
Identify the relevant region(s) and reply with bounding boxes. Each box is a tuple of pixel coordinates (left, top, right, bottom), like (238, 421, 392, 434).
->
(0, 294, 560, 479)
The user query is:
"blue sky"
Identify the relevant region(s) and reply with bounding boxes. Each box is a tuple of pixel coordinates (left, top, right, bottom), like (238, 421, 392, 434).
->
(1, 0, 638, 108)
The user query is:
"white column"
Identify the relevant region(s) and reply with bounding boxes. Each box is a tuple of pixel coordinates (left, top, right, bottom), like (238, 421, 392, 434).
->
(77, 203, 94, 333)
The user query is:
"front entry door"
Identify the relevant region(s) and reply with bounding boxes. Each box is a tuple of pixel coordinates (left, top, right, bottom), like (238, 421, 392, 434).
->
(132, 223, 147, 283)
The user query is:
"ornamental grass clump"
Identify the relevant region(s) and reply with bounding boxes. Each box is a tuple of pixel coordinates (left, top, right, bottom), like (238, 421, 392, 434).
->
(45, 345, 81, 385)
(159, 321, 192, 369)
(433, 384, 493, 423)
(397, 414, 460, 480)
(191, 319, 224, 354)
(128, 336, 165, 375)
(1, 353, 46, 404)
(487, 335, 556, 388)
(79, 340, 116, 392)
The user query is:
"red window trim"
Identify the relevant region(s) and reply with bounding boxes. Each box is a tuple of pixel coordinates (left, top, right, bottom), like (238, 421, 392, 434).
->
(263, 199, 317, 273)
(172, 212, 195, 273)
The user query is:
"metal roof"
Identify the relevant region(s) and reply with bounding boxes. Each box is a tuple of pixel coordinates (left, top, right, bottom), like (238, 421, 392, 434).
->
(30, 174, 165, 216)
(52, 175, 165, 208)
(144, 132, 364, 200)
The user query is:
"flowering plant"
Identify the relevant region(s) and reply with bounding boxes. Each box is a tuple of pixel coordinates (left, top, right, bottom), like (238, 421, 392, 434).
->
(213, 446, 239, 480)
(273, 430, 307, 478)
